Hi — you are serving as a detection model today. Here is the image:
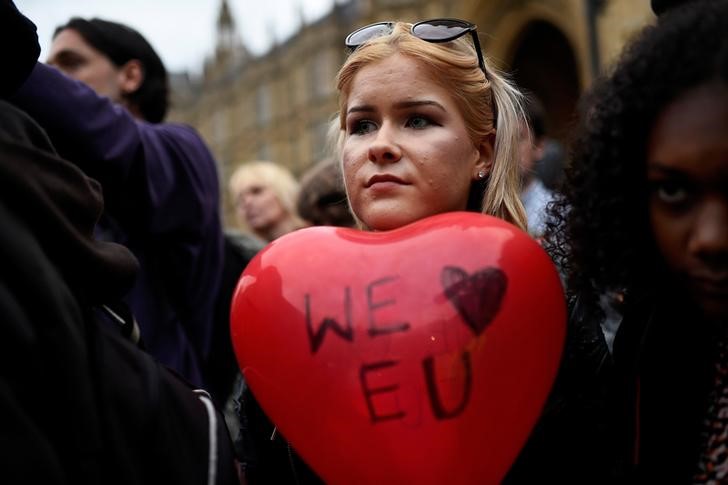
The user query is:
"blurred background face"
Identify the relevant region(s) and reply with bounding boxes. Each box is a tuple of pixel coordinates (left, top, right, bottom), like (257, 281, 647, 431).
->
(341, 54, 485, 231)
(235, 182, 288, 238)
(47, 28, 123, 102)
(646, 82, 728, 322)
(517, 121, 544, 184)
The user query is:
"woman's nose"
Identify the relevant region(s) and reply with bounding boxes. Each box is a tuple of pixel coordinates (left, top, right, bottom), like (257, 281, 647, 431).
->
(689, 197, 728, 260)
(367, 123, 402, 164)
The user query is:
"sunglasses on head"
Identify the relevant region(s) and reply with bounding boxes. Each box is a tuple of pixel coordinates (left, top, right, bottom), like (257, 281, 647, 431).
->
(345, 18, 497, 126)
(345, 18, 487, 77)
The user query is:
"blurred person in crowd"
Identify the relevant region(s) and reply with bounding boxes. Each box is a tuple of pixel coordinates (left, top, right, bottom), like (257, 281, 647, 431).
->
(229, 160, 306, 242)
(0, 96, 239, 485)
(541, 0, 728, 481)
(536, 138, 567, 191)
(226, 160, 306, 469)
(0, 4, 238, 478)
(296, 157, 356, 227)
(7, 11, 224, 389)
(518, 94, 555, 238)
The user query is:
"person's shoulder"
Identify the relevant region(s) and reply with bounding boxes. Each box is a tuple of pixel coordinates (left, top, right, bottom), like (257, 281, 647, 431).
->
(140, 121, 214, 156)
(534, 179, 555, 202)
(225, 229, 266, 257)
(522, 180, 554, 215)
(0, 101, 56, 153)
(144, 120, 202, 138)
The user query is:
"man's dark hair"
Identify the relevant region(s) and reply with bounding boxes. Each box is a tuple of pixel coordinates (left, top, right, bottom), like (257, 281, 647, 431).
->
(651, 0, 700, 15)
(54, 18, 169, 123)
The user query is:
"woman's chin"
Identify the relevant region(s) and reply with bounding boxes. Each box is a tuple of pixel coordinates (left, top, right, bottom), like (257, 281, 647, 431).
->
(361, 213, 418, 232)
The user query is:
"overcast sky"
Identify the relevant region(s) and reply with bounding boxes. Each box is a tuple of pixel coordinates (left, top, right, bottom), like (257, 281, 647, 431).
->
(16, 0, 336, 73)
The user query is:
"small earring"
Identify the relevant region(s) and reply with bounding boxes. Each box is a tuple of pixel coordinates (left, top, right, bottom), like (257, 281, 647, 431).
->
(477, 170, 486, 179)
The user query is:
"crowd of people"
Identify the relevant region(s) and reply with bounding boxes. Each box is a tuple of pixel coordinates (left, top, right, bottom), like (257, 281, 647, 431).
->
(1, 0, 726, 483)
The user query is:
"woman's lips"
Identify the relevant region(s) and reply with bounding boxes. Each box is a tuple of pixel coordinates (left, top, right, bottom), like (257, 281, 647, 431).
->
(691, 275, 728, 298)
(366, 174, 408, 188)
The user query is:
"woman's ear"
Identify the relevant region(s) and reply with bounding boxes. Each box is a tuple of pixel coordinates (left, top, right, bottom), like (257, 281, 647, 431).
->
(117, 59, 144, 95)
(473, 133, 495, 179)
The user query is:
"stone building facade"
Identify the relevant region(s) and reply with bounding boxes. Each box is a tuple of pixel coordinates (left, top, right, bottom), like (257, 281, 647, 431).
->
(169, 0, 654, 227)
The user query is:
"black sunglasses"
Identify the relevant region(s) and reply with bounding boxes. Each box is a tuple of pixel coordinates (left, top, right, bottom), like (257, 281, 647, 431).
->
(345, 18, 487, 76)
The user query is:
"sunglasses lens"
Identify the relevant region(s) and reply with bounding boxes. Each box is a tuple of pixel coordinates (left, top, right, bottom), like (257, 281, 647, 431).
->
(346, 23, 394, 49)
(412, 19, 470, 42)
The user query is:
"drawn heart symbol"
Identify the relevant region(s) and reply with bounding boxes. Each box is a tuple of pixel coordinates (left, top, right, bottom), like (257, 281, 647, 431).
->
(441, 266, 507, 336)
(231, 212, 566, 484)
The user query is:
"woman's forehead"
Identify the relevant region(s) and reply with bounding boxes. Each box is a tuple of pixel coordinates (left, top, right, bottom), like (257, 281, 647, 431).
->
(346, 54, 450, 106)
(647, 83, 728, 176)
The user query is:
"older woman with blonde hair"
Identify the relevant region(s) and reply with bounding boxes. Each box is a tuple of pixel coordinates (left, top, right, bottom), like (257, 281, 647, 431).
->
(228, 160, 306, 242)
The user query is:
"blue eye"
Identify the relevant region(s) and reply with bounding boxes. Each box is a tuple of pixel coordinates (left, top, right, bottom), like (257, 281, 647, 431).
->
(350, 120, 377, 135)
(406, 116, 431, 129)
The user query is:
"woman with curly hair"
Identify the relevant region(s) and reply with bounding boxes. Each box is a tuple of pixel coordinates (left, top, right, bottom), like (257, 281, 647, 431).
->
(545, 0, 728, 481)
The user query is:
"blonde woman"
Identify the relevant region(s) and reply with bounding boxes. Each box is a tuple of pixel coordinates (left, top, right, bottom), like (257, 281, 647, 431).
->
(335, 19, 527, 232)
(237, 18, 529, 483)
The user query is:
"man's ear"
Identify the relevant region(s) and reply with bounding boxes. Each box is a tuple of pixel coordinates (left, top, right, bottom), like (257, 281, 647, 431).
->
(118, 59, 143, 95)
(473, 133, 495, 179)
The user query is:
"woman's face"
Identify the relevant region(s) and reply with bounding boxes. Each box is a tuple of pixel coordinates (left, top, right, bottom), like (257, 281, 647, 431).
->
(646, 82, 728, 322)
(341, 53, 491, 231)
(235, 181, 287, 237)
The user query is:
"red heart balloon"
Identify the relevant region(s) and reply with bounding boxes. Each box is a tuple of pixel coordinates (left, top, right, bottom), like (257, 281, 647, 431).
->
(231, 212, 565, 484)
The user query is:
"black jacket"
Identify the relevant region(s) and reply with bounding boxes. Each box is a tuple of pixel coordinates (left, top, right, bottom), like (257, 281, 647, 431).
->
(504, 294, 616, 483)
(610, 294, 717, 482)
(0, 100, 238, 485)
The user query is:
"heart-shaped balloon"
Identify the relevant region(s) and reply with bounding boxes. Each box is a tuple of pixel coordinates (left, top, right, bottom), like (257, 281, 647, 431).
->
(231, 212, 565, 484)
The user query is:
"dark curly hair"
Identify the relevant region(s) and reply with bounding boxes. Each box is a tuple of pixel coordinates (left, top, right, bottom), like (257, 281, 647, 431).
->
(54, 18, 169, 123)
(547, 0, 728, 314)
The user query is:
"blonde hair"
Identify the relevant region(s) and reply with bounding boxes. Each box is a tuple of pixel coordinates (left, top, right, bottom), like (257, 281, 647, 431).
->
(331, 22, 527, 231)
(228, 160, 304, 226)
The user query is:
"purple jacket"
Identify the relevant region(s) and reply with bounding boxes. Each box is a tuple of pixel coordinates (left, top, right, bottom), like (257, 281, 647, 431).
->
(12, 63, 224, 387)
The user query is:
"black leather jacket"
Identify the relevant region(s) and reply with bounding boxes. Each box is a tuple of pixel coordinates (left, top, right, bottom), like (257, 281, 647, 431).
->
(505, 294, 616, 483)
(609, 294, 718, 483)
(235, 377, 323, 485)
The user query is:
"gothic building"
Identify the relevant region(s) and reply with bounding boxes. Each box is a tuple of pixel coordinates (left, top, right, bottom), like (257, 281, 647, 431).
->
(169, 0, 653, 227)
